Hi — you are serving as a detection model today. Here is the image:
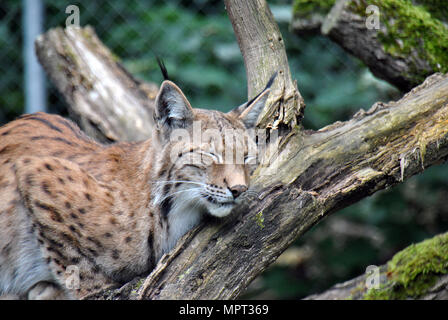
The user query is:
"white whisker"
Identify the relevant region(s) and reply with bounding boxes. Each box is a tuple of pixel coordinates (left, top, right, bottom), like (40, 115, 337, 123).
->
(158, 187, 200, 204)
(155, 180, 208, 187)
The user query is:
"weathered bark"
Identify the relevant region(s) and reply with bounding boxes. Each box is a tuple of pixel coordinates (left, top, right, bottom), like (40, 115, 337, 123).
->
(305, 232, 448, 300)
(306, 271, 448, 300)
(34, 2, 448, 300)
(291, 0, 448, 92)
(225, 0, 305, 130)
(35, 26, 158, 143)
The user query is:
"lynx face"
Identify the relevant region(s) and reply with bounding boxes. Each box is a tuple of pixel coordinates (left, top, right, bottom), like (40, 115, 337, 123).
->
(151, 80, 271, 221)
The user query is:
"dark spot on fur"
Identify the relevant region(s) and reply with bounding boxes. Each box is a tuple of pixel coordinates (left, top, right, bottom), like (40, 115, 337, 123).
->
(44, 163, 53, 171)
(125, 236, 132, 243)
(34, 201, 64, 223)
(87, 236, 103, 249)
(65, 201, 71, 209)
(84, 193, 92, 201)
(147, 231, 155, 267)
(0, 145, 12, 155)
(2, 243, 11, 256)
(78, 208, 86, 214)
(41, 181, 52, 195)
(158, 168, 167, 177)
(160, 196, 172, 219)
(51, 151, 65, 157)
(112, 249, 120, 260)
(30, 136, 74, 146)
(25, 174, 33, 186)
(88, 248, 98, 257)
(26, 116, 63, 133)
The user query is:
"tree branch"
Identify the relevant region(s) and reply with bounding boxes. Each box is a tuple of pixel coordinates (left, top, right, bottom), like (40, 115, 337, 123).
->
(291, 0, 448, 92)
(305, 232, 448, 300)
(35, 26, 158, 143)
(225, 0, 305, 130)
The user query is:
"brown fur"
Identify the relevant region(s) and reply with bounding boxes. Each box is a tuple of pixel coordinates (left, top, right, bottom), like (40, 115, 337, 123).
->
(0, 79, 272, 299)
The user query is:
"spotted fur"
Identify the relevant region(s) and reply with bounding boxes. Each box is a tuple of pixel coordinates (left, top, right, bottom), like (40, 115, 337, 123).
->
(0, 77, 273, 299)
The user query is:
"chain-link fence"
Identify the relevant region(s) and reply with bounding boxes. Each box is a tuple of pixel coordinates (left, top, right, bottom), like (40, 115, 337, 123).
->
(0, 0, 396, 128)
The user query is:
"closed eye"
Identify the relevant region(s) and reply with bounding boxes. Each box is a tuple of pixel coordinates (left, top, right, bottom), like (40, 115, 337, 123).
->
(244, 155, 256, 164)
(200, 151, 220, 164)
(186, 164, 205, 170)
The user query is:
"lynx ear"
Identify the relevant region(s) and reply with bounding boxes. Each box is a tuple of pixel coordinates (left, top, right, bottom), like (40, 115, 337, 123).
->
(229, 72, 277, 128)
(155, 80, 194, 129)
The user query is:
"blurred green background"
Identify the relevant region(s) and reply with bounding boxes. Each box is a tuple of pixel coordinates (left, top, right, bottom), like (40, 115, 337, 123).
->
(1, 0, 447, 299)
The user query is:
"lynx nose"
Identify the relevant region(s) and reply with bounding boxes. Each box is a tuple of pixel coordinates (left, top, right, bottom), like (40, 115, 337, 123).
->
(229, 185, 248, 199)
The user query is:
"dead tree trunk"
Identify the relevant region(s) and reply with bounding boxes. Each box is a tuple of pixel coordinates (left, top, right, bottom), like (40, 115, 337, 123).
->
(35, 1, 448, 300)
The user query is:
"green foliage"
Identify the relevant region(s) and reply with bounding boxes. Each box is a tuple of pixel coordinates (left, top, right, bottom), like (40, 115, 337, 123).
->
(0, 0, 24, 123)
(43, 0, 246, 112)
(292, 0, 335, 17)
(413, 0, 448, 22)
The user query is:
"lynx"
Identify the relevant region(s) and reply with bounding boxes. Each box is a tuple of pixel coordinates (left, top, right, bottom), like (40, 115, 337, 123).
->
(0, 74, 275, 299)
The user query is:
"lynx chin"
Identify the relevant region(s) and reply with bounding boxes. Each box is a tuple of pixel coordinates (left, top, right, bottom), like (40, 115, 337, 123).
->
(0, 73, 276, 299)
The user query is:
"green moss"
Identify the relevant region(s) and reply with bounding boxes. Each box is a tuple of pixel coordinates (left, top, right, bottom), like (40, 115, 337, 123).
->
(134, 278, 144, 290)
(364, 232, 448, 299)
(350, 0, 448, 81)
(413, 0, 448, 22)
(254, 211, 265, 229)
(292, 0, 335, 18)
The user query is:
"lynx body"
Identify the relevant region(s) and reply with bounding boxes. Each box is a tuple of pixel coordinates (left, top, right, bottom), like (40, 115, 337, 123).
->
(0, 79, 272, 299)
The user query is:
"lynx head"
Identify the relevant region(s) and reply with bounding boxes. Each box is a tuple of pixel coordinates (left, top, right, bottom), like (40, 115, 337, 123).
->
(152, 74, 276, 218)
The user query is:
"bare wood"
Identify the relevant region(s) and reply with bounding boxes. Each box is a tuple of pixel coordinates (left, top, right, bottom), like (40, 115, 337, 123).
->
(225, 0, 305, 130)
(35, 26, 158, 143)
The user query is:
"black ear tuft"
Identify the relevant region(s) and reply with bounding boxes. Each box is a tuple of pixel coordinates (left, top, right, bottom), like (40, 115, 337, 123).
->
(155, 81, 194, 130)
(245, 71, 278, 108)
(156, 57, 170, 81)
